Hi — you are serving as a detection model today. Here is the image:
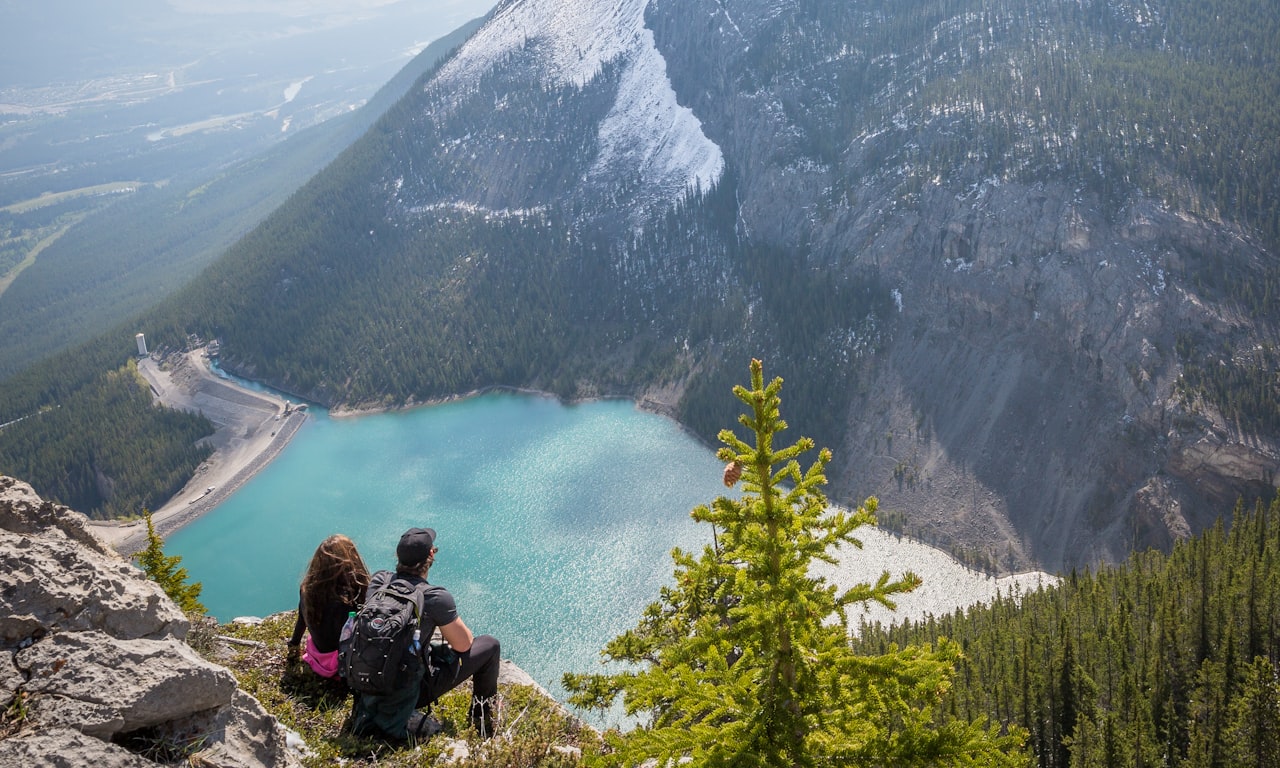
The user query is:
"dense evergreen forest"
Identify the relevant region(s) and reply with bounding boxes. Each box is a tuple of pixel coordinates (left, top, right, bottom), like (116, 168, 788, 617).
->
(853, 496, 1280, 767)
(752, 0, 1280, 249)
(0, 342, 213, 519)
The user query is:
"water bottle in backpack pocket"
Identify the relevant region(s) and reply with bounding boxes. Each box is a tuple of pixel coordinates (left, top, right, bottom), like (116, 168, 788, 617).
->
(339, 611, 356, 646)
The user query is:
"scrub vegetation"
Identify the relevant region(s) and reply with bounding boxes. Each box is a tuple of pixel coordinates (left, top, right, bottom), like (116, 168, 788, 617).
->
(208, 613, 594, 768)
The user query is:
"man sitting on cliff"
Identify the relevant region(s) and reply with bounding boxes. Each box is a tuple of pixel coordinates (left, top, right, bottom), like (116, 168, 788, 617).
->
(350, 527, 502, 741)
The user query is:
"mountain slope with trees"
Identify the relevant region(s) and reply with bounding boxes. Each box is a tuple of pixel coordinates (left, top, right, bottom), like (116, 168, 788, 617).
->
(0, 0, 1275, 569)
(0, 348, 214, 520)
(0, 18, 485, 380)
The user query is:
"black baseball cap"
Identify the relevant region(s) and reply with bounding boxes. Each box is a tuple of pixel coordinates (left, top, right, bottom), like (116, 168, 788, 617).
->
(397, 527, 437, 565)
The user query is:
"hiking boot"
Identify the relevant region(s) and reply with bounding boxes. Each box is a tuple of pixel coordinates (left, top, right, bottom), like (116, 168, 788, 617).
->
(407, 711, 443, 741)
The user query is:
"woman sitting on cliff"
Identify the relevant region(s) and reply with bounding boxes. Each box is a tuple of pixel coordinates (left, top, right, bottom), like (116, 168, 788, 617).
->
(287, 534, 370, 681)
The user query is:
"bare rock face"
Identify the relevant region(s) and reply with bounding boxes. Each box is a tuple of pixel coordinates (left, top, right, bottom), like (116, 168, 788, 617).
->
(828, 181, 1279, 570)
(0, 476, 301, 768)
(642, 0, 1277, 572)
(17, 632, 237, 739)
(1, 517, 187, 645)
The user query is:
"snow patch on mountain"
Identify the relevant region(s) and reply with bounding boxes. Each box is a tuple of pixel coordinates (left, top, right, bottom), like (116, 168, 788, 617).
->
(588, 23, 724, 205)
(438, 0, 722, 205)
(439, 0, 637, 89)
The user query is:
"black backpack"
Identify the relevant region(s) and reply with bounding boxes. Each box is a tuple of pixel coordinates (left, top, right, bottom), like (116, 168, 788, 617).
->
(340, 573, 425, 696)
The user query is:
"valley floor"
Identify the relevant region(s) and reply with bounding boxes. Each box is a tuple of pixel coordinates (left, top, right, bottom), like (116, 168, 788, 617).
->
(89, 348, 307, 554)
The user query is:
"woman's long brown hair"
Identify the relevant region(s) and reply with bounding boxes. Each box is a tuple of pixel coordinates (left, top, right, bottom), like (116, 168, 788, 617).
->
(300, 534, 370, 631)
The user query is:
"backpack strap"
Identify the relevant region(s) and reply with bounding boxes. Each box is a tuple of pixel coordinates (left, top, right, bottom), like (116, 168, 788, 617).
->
(369, 569, 393, 591)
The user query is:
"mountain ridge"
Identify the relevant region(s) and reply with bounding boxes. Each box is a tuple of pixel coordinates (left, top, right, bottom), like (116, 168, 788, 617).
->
(3, 0, 1276, 572)
(142, 0, 1280, 570)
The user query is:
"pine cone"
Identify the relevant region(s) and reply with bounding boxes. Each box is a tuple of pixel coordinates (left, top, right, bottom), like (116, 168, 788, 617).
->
(723, 461, 743, 487)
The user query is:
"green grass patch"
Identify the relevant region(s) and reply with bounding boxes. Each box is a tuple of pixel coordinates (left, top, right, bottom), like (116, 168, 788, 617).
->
(204, 613, 598, 767)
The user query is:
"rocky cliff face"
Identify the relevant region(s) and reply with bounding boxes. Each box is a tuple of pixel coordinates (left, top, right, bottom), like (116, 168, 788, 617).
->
(640, 0, 1279, 571)
(387, 0, 1277, 571)
(0, 476, 301, 767)
(826, 181, 1278, 569)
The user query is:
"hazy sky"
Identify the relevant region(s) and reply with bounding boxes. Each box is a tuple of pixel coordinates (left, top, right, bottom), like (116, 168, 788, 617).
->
(168, 0, 403, 11)
(0, 0, 496, 88)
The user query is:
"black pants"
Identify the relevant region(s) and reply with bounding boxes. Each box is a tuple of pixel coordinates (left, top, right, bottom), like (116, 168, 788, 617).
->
(417, 634, 501, 708)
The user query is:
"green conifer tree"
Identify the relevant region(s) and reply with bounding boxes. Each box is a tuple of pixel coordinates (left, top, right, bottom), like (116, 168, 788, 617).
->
(566, 359, 1028, 767)
(133, 510, 205, 614)
(1225, 656, 1280, 766)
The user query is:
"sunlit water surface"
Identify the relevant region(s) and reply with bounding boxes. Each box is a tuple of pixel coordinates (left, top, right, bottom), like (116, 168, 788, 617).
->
(168, 393, 724, 708)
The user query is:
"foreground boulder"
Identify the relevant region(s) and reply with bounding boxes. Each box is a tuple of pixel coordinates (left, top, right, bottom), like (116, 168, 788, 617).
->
(0, 476, 301, 767)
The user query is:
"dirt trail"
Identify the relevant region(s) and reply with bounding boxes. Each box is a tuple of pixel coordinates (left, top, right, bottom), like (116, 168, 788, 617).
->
(89, 349, 308, 554)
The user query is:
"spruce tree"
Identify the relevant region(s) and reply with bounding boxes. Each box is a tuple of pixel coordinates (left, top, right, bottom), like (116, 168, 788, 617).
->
(566, 359, 1027, 767)
(133, 510, 205, 614)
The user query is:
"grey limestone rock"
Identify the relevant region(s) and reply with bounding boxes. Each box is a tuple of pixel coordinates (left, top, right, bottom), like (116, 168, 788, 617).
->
(0, 475, 115, 557)
(0, 477, 188, 647)
(0, 476, 302, 768)
(0, 651, 20, 708)
(0, 726, 157, 768)
(178, 689, 301, 768)
(16, 631, 237, 739)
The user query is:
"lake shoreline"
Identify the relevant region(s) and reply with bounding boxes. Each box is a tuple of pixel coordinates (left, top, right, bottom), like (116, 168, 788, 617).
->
(327, 383, 710, 454)
(93, 352, 695, 555)
(95, 352, 1056, 609)
(89, 349, 308, 555)
(330, 386, 682, 422)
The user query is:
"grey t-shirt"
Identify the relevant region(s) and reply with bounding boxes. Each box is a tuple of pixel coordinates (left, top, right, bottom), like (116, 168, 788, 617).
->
(368, 570, 458, 639)
(418, 581, 458, 638)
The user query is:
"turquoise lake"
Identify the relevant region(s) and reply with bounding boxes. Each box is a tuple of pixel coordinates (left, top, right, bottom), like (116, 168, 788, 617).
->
(167, 393, 727, 707)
